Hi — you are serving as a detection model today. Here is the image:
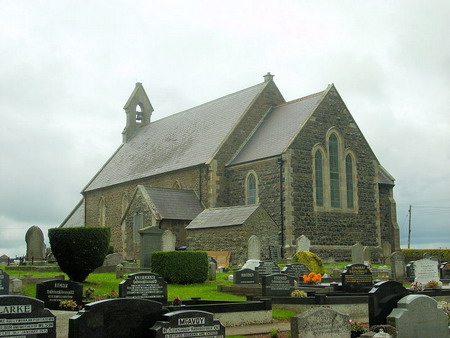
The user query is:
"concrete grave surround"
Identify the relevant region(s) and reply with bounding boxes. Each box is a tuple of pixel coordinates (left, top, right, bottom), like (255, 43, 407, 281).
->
(247, 235, 261, 260)
(413, 258, 439, 285)
(242, 259, 261, 271)
(161, 230, 176, 251)
(390, 251, 406, 282)
(25, 225, 46, 260)
(351, 242, 364, 265)
(387, 294, 450, 338)
(291, 307, 350, 338)
(296, 235, 310, 252)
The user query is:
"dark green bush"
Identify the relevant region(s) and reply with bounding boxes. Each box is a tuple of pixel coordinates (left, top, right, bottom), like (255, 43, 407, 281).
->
(401, 249, 450, 262)
(48, 226, 111, 282)
(151, 251, 208, 284)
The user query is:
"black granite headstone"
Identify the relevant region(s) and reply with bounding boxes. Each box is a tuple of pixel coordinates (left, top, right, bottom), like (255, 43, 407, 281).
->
(262, 273, 296, 297)
(341, 264, 373, 292)
(150, 310, 225, 338)
(281, 263, 310, 279)
(0, 295, 56, 337)
(440, 262, 450, 279)
(0, 269, 10, 295)
(119, 272, 167, 303)
(269, 246, 282, 261)
(368, 280, 409, 326)
(36, 280, 83, 310)
(406, 261, 415, 282)
(69, 298, 167, 338)
(233, 268, 259, 285)
(256, 261, 280, 282)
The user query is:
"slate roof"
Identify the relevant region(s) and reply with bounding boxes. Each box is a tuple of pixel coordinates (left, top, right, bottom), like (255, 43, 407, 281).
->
(378, 166, 395, 185)
(228, 89, 326, 166)
(60, 199, 85, 228)
(144, 187, 204, 220)
(84, 82, 268, 192)
(186, 204, 260, 229)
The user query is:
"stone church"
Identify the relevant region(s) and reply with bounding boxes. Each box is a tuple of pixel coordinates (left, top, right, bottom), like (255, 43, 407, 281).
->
(61, 73, 400, 264)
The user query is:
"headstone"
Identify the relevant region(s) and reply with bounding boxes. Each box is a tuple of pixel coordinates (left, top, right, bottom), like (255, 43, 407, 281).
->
(25, 225, 45, 261)
(0, 295, 56, 337)
(413, 258, 439, 285)
(103, 253, 123, 266)
(116, 263, 124, 279)
(119, 272, 167, 303)
(69, 298, 167, 338)
(291, 307, 350, 338)
(390, 251, 405, 282)
(281, 263, 310, 281)
(368, 281, 409, 326)
(233, 268, 259, 285)
(139, 226, 163, 269)
(352, 242, 364, 264)
(387, 295, 449, 338)
(382, 241, 392, 264)
(440, 261, 450, 279)
(341, 264, 373, 292)
(256, 261, 280, 282)
(262, 273, 295, 297)
(296, 235, 310, 252)
(247, 235, 261, 260)
(36, 280, 83, 310)
(405, 261, 415, 282)
(150, 310, 225, 338)
(364, 246, 371, 266)
(161, 230, 176, 251)
(10, 278, 22, 295)
(0, 255, 9, 265)
(423, 252, 432, 259)
(269, 245, 282, 261)
(0, 269, 10, 295)
(208, 261, 216, 281)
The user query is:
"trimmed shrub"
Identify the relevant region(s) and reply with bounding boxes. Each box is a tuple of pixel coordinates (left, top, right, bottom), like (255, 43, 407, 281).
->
(401, 249, 450, 262)
(292, 251, 325, 275)
(151, 251, 208, 284)
(48, 226, 111, 282)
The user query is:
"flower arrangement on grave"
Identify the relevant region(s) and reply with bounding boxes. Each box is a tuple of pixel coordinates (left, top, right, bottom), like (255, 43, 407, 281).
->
(59, 299, 79, 311)
(349, 319, 368, 337)
(409, 281, 424, 291)
(302, 272, 322, 285)
(84, 287, 96, 301)
(290, 289, 307, 298)
(425, 280, 439, 289)
(172, 297, 182, 305)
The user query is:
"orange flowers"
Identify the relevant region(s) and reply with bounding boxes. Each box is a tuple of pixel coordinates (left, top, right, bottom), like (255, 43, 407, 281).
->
(302, 272, 322, 284)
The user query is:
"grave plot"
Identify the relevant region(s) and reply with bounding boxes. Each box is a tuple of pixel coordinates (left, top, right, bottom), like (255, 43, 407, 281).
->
(0, 295, 56, 337)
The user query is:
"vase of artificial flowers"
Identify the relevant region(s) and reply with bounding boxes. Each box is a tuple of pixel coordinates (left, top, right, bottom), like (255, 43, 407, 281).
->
(349, 319, 368, 337)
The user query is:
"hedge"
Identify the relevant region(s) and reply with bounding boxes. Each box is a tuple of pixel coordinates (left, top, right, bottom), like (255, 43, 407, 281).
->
(401, 249, 450, 262)
(48, 226, 111, 282)
(292, 251, 325, 274)
(151, 251, 208, 284)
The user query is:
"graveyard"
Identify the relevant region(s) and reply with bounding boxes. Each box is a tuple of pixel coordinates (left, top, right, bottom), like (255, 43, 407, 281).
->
(0, 227, 449, 337)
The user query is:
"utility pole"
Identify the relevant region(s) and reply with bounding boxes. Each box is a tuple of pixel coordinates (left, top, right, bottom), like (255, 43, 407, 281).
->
(408, 205, 412, 249)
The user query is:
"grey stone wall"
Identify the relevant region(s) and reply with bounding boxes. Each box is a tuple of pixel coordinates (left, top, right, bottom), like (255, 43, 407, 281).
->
(187, 206, 279, 265)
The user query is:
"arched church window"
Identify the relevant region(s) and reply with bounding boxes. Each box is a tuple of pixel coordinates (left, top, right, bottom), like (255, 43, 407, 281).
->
(172, 181, 181, 189)
(329, 134, 340, 208)
(135, 104, 143, 123)
(99, 197, 106, 226)
(246, 172, 258, 205)
(314, 150, 324, 207)
(346, 154, 355, 209)
(133, 213, 143, 242)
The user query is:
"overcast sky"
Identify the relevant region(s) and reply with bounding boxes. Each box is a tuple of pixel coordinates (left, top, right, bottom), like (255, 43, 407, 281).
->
(1, 1, 449, 257)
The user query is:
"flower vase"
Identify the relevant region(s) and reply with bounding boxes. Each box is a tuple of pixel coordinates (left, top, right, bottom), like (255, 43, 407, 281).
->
(350, 330, 364, 338)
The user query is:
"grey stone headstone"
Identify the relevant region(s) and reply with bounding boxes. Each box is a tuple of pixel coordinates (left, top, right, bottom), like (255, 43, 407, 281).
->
(139, 226, 163, 269)
(115, 263, 124, 279)
(387, 295, 449, 338)
(11, 278, 22, 294)
(25, 225, 45, 261)
(233, 268, 259, 285)
(247, 235, 261, 260)
(69, 298, 167, 338)
(352, 242, 364, 264)
(0, 269, 10, 295)
(150, 310, 225, 338)
(0, 295, 56, 337)
(382, 241, 392, 264)
(36, 279, 83, 310)
(269, 245, 282, 261)
(262, 273, 295, 297)
(242, 259, 261, 271)
(103, 253, 123, 266)
(296, 235, 310, 252)
(390, 251, 405, 282)
(161, 230, 176, 252)
(208, 261, 216, 281)
(364, 246, 371, 265)
(291, 307, 350, 338)
(119, 272, 167, 303)
(413, 258, 439, 285)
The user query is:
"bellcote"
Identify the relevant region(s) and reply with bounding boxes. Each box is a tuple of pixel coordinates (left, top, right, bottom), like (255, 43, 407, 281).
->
(122, 82, 153, 143)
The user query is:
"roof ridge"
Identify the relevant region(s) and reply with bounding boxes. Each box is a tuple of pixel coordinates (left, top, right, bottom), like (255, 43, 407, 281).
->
(275, 90, 325, 108)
